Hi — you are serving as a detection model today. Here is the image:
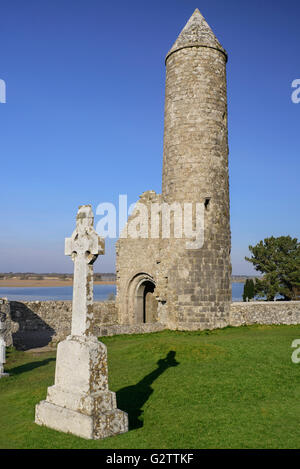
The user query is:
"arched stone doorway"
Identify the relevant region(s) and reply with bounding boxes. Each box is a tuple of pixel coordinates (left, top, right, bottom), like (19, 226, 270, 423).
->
(135, 279, 158, 323)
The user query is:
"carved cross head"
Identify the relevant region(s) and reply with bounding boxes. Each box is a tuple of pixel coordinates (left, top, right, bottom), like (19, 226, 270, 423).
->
(65, 205, 105, 265)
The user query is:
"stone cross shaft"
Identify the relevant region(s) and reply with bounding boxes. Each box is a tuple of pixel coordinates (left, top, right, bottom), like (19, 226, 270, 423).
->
(65, 205, 104, 336)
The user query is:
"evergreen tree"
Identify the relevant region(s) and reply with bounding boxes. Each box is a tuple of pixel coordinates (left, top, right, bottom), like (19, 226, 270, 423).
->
(243, 279, 249, 302)
(245, 236, 300, 301)
(242, 278, 255, 302)
(248, 279, 255, 300)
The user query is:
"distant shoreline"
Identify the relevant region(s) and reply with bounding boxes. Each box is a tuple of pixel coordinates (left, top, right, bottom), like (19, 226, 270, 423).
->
(0, 279, 116, 288)
(0, 278, 249, 288)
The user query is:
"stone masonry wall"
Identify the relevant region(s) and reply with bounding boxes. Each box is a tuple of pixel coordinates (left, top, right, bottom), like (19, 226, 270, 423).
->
(10, 300, 117, 349)
(116, 191, 162, 325)
(229, 301, 300, 327)
(5, 299, 300, 349)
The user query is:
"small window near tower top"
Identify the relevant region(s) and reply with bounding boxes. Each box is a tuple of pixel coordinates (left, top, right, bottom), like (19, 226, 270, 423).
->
(204, 198, 211, 210)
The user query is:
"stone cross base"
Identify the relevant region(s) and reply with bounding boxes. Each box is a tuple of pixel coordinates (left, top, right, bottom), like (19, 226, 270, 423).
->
(35, 335, 128, 440)
(0, 363, 9, 378)
(0, 370, 9, 378)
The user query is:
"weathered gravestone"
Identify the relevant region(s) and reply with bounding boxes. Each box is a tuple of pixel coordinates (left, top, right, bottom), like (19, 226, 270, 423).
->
(35, 205, 128, 439)
(0, 298, 14, 347)
(0, 304, 9, 378)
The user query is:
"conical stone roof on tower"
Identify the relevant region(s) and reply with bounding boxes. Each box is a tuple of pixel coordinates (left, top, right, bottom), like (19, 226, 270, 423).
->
(166, 8, 227, 62)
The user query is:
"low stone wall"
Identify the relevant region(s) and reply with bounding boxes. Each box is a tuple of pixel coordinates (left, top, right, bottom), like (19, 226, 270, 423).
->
(10, 300, 118, 349)
(97, 323, 166, 337)
(229, 301, 300, 327)
(4, 299, 300, 349)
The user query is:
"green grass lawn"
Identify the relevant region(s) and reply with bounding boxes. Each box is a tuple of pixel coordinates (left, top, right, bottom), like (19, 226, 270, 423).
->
(1, 325, 300, 449)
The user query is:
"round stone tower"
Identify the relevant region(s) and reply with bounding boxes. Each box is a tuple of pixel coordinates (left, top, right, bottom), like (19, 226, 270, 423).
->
(116, 9, 231, 331)
(159, 9, 232, 329)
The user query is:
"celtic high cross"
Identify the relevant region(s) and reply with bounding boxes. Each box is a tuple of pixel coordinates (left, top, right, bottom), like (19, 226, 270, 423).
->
(65, 205, 104, 336)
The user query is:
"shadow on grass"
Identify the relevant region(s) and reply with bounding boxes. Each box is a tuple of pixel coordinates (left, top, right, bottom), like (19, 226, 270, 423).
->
(8, 358, 56, 376)
(116, 350, 179, 430)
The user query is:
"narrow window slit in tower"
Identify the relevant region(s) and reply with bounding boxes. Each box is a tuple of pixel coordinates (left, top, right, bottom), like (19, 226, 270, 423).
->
(204, 198, 211, 210)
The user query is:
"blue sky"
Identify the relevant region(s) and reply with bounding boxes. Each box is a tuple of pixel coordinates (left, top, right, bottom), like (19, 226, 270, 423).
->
(0, 0, 299, 275)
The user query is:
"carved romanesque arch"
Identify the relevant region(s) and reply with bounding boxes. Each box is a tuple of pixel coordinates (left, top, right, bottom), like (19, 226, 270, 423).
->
(126, 273, 158, 324)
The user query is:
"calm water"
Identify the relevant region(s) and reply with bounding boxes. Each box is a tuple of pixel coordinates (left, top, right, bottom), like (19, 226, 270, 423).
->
(231, 282, 245, 301)
(0, 282, 244, 302)
(0, 284, 117, 302)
